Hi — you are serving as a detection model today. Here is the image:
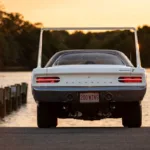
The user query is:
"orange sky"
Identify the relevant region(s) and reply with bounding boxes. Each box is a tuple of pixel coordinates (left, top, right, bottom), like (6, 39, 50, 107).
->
(2, 0, 150, 27)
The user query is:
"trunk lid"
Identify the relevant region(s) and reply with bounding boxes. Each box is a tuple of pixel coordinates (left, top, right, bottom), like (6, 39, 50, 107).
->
(46, 65, 132, 74)
(32, 65, 146, 87)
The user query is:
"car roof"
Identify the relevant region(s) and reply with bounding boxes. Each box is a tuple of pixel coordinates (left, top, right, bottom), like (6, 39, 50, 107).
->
(53, 49, 124, 55)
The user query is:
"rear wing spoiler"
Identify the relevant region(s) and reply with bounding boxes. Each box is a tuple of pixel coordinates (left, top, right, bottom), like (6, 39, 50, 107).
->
(37, 27, 141, 68)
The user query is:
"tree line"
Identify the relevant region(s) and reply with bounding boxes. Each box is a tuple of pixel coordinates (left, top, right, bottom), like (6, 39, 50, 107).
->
(0, 10, 150, 71)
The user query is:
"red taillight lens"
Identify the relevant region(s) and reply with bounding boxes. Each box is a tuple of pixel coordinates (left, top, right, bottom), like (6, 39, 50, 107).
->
(36, 77, 60, 83)
(118, 77, 142, 83)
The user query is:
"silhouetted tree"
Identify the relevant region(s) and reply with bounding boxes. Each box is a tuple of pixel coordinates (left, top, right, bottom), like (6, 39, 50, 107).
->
(0, 8, 150, 70)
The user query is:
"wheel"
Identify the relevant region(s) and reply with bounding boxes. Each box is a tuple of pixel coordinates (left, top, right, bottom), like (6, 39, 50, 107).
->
(122, 103, 142, 128)
(37, 103, 57, 128)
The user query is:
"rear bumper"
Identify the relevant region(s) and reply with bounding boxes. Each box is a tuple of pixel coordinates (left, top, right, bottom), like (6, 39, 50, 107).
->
(32, 86, 146, 103)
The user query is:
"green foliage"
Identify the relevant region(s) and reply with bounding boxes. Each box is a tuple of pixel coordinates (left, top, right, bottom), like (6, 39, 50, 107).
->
(0, 10, 150, 70)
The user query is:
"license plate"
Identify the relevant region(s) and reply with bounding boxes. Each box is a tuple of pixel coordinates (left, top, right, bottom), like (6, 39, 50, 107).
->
(80, 93, 99, 103)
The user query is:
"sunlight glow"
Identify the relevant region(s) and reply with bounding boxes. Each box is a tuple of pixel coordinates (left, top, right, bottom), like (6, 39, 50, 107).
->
(2, 0, 150, 27)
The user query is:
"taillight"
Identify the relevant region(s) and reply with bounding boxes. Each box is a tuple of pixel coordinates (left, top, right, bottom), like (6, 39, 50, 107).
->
(36, 77, 60, 83)
(118, 76, 142, 83)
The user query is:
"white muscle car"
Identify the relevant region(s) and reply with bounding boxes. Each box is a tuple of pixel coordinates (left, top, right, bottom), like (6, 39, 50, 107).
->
(32, 27, 147, 128)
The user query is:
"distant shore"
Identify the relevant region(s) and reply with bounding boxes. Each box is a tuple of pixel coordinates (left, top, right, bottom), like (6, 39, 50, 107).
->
(0, 66, 31, 72)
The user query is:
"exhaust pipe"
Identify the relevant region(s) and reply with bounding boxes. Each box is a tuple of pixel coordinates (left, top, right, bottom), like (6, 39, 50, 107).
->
(104, 92, 113, 101)
(66, 93, 73, 101)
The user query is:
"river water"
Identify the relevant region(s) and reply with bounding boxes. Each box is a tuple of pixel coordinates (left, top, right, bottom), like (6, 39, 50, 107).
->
(0, 70, 149, 127)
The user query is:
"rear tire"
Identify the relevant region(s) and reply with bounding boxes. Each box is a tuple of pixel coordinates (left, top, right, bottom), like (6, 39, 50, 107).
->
(37, 103, 57, 128)
(122, 103, 142, 128)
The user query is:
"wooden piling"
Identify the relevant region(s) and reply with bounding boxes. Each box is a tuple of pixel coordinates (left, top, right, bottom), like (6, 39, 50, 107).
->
(11, 85, 18, 111)
(0, 88, 6, 118)
(4, 87, 12, 115)
(0, 83, 28, 118)
(15, 84, 21, 108)
(21, 83, 28, 104)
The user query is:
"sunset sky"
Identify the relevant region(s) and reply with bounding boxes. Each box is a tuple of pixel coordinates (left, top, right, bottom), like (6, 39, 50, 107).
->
(2, 0, 150, 28)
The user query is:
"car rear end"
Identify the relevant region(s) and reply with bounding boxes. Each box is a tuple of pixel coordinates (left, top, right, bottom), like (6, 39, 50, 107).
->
(32, 50, 146, 127)
(32, 65, 146, 104)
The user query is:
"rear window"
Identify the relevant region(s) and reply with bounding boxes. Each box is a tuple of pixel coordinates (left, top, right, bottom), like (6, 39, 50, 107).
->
(53, 53, 125, 66)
